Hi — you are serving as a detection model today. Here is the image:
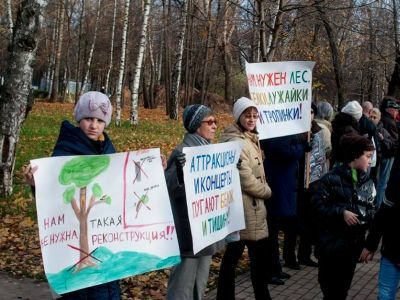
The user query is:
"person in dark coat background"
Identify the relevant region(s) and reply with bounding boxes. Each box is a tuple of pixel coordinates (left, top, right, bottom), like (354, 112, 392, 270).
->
(360, 165, 400, 300)
(260, 133, 309, 285)
(376, 98, 399, 207)
(331, 100, 362, 167)
(312, 133, 376, 300)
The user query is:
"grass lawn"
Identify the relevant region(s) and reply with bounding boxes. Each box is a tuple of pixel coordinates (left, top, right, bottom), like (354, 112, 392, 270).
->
(0, 101, 249, 299)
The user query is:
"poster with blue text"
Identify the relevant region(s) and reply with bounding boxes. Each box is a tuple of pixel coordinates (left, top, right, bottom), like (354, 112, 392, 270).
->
(245, 61, 315, 140)
(182, 141, 245, 254)
(31, 149, 180, 294)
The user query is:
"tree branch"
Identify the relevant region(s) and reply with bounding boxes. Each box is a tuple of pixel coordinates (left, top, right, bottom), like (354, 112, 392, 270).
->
(71, 198, 80, 219)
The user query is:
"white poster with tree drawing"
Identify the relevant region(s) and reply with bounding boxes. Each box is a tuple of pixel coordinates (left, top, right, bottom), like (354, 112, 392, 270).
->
(31, 148, 180, 294)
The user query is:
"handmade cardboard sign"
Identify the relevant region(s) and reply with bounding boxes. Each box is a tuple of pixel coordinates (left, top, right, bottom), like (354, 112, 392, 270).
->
(245, 61, 315, 139)
(182, 141, 245, 254)
(32, 149, 180, 294)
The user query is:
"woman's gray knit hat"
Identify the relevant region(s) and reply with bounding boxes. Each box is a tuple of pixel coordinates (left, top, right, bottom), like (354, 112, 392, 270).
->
(74, 91, 112, 126)
(183, 104, 212, 133)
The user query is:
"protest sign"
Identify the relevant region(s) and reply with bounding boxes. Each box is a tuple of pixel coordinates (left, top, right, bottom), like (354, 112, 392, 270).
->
(182, 141, 245, 254)
(31, 149, 180, 294)
(245, 61, 315, 139)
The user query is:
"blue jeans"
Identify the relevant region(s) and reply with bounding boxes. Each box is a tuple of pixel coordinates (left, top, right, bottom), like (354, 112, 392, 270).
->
(376, 158, 394, 207)
(378, 256, 400, 300)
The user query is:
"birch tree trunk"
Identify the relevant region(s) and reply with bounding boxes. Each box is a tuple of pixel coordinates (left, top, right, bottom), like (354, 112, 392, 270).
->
(6, 0, 13, 45)
(49, 1, 66, 102)
(80, 0, 102, 95)
(163, 0, 172, 116)
(115, 0, 130, 126)
(169, 0, 188, 120)
(130, 0, 151, 125)
(184, 0, 194, 106)
(265, 0, 283, 62)
(200, 0, 213, 104)
(105, 0, 117, 94)
(47, 16, 58, 98)
(219, 0, 237, 103)
(74, 0, 85, 103)
(257, 0, 267, 62)
(0, 0, 41, 196)
(147, 35, 156, 108)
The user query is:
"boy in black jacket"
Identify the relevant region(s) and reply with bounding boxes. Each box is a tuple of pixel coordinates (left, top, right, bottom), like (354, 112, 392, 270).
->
(312, 133, 375, 300)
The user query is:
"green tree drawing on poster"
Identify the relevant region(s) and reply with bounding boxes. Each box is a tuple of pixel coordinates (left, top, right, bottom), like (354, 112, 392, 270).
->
(59, 156, 111, 271)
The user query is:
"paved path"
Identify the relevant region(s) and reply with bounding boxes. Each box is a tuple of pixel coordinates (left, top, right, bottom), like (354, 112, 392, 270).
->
(1, 253, 398, 299)
(0, 271, 53, 299)
(206, 253, 400, 299)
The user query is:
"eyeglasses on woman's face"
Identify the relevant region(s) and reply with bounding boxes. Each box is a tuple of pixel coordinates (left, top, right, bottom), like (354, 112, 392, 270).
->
(202, 119, 217, 126)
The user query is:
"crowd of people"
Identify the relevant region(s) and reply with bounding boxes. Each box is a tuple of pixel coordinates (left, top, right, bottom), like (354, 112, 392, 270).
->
(23, 91, 400, 300)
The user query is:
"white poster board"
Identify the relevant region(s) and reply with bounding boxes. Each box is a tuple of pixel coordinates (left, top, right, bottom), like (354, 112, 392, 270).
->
(32, 149, 180, 294)
(182, 141, 245, 254)
(246, 61, 315, 139)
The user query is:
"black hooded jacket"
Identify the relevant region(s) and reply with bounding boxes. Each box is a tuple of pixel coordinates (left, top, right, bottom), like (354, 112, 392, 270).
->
(312, 164, 375, 255)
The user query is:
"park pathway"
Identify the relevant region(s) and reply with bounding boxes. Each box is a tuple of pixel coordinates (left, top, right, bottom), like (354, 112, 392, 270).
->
(206, 253, 399, 299)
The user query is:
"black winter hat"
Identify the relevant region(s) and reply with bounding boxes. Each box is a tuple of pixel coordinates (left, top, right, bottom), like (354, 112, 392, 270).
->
(340, 133, 375, 163)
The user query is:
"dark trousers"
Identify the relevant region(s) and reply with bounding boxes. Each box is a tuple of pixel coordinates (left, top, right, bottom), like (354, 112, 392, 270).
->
(318, 244, 360, 300)
(217, 238, 271, 300)
(267, 215, 298, 276)
(60, 281, 120, 300)
(297, 188, 318, 262)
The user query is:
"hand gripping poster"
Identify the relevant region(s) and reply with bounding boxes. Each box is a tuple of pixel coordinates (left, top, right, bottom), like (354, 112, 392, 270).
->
(31, 149, 180, 294)
(245, 61, 315, 140)
(182, 141, 245, 254)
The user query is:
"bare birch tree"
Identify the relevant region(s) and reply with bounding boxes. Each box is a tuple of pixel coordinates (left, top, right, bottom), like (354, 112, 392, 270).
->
(169, 0, 188, 120)
(218, 0, 238, 103)
(200, 0, 214, 104)
(49, 0, 66, 102)
(74, 0, 85, 103)
(80, 0, 102, 95)
(130, 0, 151, 125)
(6, 0, 13, 44)
(105, 0, 117, 94)
(0, 0, 41, 196)
(115, 0, 130, 126)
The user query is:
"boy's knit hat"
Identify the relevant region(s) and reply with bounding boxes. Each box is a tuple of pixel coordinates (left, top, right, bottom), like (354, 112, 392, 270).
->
(74, 91, 112, 127)
(183, 104, 212, 133)
(233, 97, 258, 122)
(341, 101, 362, 121)
(340, 133, 375, 163)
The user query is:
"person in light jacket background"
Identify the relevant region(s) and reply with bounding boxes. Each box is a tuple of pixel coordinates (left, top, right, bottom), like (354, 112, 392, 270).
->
(217, 97, 272, 300)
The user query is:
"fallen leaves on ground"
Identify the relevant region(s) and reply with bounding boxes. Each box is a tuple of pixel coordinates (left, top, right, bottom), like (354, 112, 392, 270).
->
(0, 102, 248, 298)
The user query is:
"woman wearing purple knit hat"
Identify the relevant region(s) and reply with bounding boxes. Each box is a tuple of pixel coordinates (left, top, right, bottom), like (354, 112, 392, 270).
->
(24, 91, 120, 299)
